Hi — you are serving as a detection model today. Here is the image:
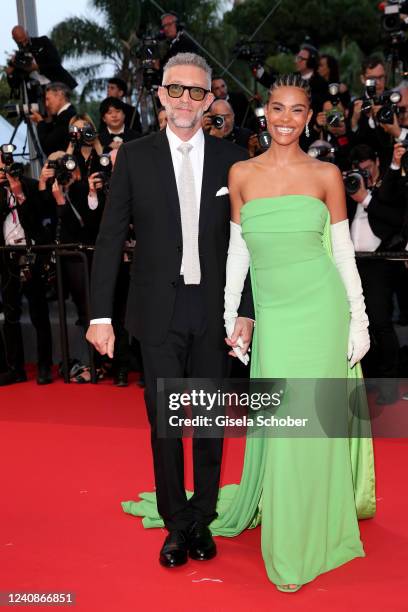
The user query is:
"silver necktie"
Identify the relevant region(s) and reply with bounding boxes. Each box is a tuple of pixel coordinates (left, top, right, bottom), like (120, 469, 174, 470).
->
(177, 142, 201, 284)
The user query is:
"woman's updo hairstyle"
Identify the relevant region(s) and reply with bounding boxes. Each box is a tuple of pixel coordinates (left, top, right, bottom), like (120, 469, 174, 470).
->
(268, 74, 312, 106)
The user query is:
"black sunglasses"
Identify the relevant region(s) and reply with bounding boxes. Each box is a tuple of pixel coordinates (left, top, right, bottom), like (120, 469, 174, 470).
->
(163, 83, 210, 101)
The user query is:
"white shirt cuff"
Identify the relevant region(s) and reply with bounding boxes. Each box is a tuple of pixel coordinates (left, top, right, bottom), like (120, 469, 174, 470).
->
(390, 162, 401, 170)
(361, 193, 372, 208)
(90, 318, 112, 324)
(88, 193, 99, 210)
(396, 127, 407, 142)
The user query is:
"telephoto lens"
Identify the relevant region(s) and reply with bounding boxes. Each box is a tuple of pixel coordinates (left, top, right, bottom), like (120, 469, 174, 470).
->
(211, 115, 225, 129)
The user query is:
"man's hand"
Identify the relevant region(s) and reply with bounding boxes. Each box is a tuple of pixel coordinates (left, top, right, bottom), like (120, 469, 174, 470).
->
(248, 133, 261, 158)
(351, 99, 363, 130)
(225, 317, 254, 357)
(38, 164, 55, 190)
(88, 172, 103, 195)
(7, 174, 25, 201)
(86, 323, 115, 358)
(350, 178, 369, 204)
(51, 179, 66, 205)
(392, 142, 406, 168)
(29, 111, 43, 123)
(379, 111, 401, 138)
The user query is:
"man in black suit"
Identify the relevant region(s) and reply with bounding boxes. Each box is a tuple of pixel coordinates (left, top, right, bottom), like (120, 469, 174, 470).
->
(160, 13, 198, 66)
(30, 82, 76, 155)
(87, 53, 254, 568)
(211, 76, 255, 130)
(98, 98, 140, 153)
(8, 25, 77, 90)
(104, 78, 142, 133)
(347, 144, 406, 404)
(0, 162, 53, 386)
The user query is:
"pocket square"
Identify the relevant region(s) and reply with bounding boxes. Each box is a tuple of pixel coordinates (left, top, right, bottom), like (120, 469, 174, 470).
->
(216, 187, 229, 196)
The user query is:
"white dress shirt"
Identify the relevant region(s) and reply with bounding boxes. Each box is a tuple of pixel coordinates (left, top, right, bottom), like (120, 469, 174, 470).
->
(350, 192, 382, 252)
(3, 191, 26, 246)
(90, 125, 206, 325)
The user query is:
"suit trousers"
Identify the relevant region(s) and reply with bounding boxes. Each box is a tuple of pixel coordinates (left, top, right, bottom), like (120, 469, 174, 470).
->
(140, 278, 229, 531)
(357, 259, 400, 395)
(1, 255, 52, 371)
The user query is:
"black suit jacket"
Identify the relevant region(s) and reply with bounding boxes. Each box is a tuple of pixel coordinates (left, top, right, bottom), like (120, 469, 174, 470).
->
(37, 104, 77, 156)
(347, 168, 406, 249)
(91, 130, 254, 345)
(0, 177, 49, 248)
(30, 36, 77, 90)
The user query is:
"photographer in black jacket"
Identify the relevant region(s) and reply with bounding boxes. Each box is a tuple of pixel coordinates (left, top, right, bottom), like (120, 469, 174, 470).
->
(0, 154, 53, 386)
(30, 82, 76, 156)
(6, 26, 77, 91)
(347, 144, 406, 404)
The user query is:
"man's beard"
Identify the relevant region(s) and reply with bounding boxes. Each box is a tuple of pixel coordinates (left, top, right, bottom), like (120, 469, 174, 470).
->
(168, 107, 203, 129)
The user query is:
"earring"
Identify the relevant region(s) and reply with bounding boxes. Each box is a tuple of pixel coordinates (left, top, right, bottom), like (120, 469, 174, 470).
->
(305, 123, 310, 138)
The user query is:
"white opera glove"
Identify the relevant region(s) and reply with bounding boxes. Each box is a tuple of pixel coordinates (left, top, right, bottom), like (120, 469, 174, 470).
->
(330, 220, 370, 368)
(224, 221, 251, 366)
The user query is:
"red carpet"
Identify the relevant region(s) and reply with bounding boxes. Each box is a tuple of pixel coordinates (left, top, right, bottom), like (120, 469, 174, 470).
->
(1, 371, 407, 611)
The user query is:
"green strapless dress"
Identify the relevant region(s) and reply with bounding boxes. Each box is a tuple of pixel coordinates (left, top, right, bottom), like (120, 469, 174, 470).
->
(122, 195, 376, 586)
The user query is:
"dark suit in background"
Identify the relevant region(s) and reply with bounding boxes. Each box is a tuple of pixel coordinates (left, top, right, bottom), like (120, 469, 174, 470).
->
(37, 104, 77, 156)
(91, 130, 254, 530)
(29, 36, 77, 90)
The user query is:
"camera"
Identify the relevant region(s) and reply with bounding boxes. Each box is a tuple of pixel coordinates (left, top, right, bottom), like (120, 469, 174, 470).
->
(0, 143, 24, 182)
(308, 143, 337, 160)
(254, 107, 271, 151)
(140, 30, 162, 90)
(68, 123, 97, 146)
(93, 154, 112, 191)
(361, 82, 402, 124)
(8, 48, 33, 71)
(47, 155, 77, 185)
(343, 169, 371, 195)
(211, 115, 225, 129)
(325, 83, 345, 128)
(233, 39, 266, 68)
(3, 101, 44, 120)
(381, 1, 408, 33)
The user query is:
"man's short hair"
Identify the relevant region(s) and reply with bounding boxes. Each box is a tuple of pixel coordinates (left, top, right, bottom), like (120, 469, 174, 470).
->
(99, 96, 126, 117)
(361, 55, 385, 74)
(350, 144, 378, 164)
(108, 77, 127, 96)
(163, 53, 212, 89)
(209, 98, 234, 115)
(45, 82, 71, 101)
(212, 75, 225, 83)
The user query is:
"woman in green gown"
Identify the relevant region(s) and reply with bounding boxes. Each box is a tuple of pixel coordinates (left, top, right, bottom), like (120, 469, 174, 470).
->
(123, 74, 376, 592)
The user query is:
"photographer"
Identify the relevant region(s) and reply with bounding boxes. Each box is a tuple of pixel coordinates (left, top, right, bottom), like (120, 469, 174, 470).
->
(104, 77, 141, 133)
(39, 151, 97, 382)
(30, 82, 76, 156)
(160, 12, 198, 66)
(211, 76, 256, 130)
(0, 150, 53, 387)
(98, 98, 140, 153)
(317, 54, 350, 106)
(66, 114, 103, 182)
(87, 149, 133, 386)
(314, 94, 352, 170)
(347, 143, 406, 404)
(6, 26, 77, 96)
(202, 99, 253, 151)
(350, 56, 395, 169)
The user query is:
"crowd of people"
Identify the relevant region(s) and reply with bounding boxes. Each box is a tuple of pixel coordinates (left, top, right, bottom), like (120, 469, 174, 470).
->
(0, 19, 407, 404)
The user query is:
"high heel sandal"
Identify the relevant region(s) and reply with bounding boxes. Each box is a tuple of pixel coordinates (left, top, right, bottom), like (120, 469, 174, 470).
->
(276, 584, 302, 593)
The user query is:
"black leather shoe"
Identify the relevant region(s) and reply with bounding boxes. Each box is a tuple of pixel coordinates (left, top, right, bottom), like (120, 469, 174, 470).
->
(159, 530, 188, 568)
(113, 369, 129, 387)
(37, 366, 53, 385)
(188, 522, 216, 561)
(0, 369, 27, 386)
